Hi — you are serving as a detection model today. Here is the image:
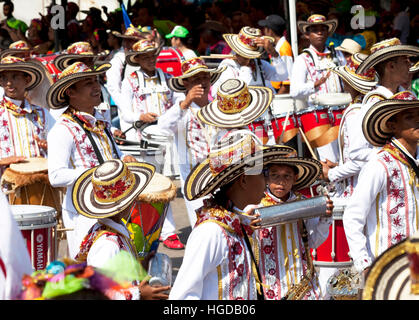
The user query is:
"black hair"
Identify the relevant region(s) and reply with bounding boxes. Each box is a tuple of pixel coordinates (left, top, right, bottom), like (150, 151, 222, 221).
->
(267, 163, 299, 175)
(3, 1, 14, 12)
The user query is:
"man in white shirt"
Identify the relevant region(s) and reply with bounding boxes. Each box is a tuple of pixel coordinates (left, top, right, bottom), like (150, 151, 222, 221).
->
(343, 91, 419, 278)
(46, 62, 136, 259)
(290, 14, 346, 163)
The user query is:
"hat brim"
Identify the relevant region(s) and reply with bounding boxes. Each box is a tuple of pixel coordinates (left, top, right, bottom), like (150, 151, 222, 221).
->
(331, 65, 378, 94)
(266, 157, 322, 190)
(167, 65, 226, 93)
(53, 52, 107, 71)
(362, 237, 414, 300)
(197, 86, 273, 128)
(184, 145, 296, 201)
(362, 99, 419, 147)
(125, 48, 160, 66)
(0, 60, 46, 91)
(223, 34, 264, 59)
(72, 162, 156, 219)
(111, 30, 145, 40)
(297, 19, 338, 35)
(46, 63, 111, 109)
(356, 45, 419, 74)
(0, 48, 32, 59)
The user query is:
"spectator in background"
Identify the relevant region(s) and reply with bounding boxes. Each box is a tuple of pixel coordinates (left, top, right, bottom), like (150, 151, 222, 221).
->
(390, 0, 410, 44)
(165, 25, 197, 61)
(197, 22, 231, 56)
(1, 1, 28, 36)
(66, 2, 81, 45)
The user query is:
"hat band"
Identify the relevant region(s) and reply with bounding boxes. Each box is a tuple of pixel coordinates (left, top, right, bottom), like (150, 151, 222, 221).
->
(370, 38, 402, 54)
(217, 86, 251, 114)
(238, 32, 258, 50)
(344, 65, 375, 81)
(182, 58, 208, 74)
(92, 170, 136, 204)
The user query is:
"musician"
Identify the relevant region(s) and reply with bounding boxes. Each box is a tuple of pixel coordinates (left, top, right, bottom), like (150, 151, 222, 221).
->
(46, 62, 136, 259)
(0, 56, 55, 174)
(252, 156, 333, 300)
(258, 14, 294, 94)
(322, 53, 378, 198)
(343, 91, 419, 278)
(290, 14, 346, 163)
(0, 40, 33, 60)
(71, 159, 170, 300)
(347, 38, 419, 169)
(169, 131, 294, 300)
(156, 57, 225, 228)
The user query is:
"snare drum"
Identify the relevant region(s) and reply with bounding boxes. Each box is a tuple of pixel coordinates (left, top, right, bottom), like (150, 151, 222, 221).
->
(127, 173, 177, 257)
(118, 143, 165, 174)
(248, 118, 269, 145)
(311, 197, 353, 268)
(141, 125, 180, 178)
(11, 204, 57, 270)
(297, 107, 331, 142)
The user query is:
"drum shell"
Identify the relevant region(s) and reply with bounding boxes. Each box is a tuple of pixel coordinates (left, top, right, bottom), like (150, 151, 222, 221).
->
(156, 47, 183, 77)
(311, 198, 352, 267)
(247, 120, 269, 145)
(11, 205, 57, 271)
(297, 107, 331, 142)
(270, 112, 299, 143)
(256, 196, 328, 227)
(328, 106, 346, 127)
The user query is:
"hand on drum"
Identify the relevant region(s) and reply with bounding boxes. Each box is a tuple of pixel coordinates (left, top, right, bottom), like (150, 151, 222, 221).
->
(139, 279, 171, 300)
(0, 155, 26, 166)
(181, 84, 205, 110)
(113, 129, 126, 145)
(140, 112, 159, 123)
(34, 135, 47, 151)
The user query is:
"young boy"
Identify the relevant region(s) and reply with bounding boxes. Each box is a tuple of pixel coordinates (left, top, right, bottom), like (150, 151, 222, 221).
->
(255, 155, 333, 300)
(343, 91, 419, 277)
(71, 158, 170, 300)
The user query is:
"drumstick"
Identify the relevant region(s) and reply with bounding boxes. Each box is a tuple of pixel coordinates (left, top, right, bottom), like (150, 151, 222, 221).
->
(298, 127, 318, 160)
(278, 110, 290, 144)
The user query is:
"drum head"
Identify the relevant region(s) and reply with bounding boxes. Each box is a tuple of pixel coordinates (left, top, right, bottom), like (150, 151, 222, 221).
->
(271, 94, 307, 116)
(138, 173, 176, 203)
(313, 93, 352, 106)
(142, 125, 173, 142)
(11, 204, 56, 226)
(10, 157, 48, 174)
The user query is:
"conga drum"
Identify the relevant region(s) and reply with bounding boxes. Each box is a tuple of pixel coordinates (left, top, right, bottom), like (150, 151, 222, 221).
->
(126, 173, 177, 257)
(1, 158, 65, 240)
(11, 204, 57, 270)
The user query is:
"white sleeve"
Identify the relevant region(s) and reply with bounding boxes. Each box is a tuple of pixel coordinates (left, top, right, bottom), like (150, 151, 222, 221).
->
(306, 216, 332, 249)
(105, 55, 124, 107)
(289, 54, 315, 99)
(86, 234, 122, 269)
(342, 159, 386, 273)
(118, 77, 138, 124)
(169, 223, 227, 300)
(263, 57, 288, 82)
(156, 99, 186, 133)
(47, 125, 86, 188)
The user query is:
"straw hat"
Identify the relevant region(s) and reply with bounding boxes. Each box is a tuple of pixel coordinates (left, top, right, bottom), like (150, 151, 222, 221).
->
(72, 159, 155, 219)
(336, 38, 362, 55)
(53, 42, 108, 71)
(410, 61, 419, 73)
(46, 61, 111, 109)
(363, 230, 419, 300)
(196, 79, 273, 128)
(297, 14, 338, 34)
(112, 26, 145, 40)
(362, 91, 419, 147)
(168, 57, 226, 93)
(356, 38, 419, 75)
(183, 130, 298, 201)
(125, 39, 160, 66)
(330, 53, 378, 94)
(0, 40, 32, 59)
(0, 56, 46, 91)
(223, 26, 274, 59)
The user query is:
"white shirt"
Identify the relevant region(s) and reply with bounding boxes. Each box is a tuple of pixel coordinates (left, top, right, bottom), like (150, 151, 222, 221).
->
(343, 139, 419, 272)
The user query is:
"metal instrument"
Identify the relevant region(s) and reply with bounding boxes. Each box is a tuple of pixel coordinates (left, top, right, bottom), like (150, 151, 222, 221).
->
(148, 252, 172, 294)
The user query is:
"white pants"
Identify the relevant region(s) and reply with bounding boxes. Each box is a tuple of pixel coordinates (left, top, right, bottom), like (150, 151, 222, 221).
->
(160, 204, 177, 240)
(317, 267, 339, 300)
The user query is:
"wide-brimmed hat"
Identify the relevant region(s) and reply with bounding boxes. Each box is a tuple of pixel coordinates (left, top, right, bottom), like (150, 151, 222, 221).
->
(53, 42, 109, 71)
(362, 91, 419, 147)
(0, 40, 32, 59)
(266, 155, 322, 191)
(184, 130, 296, 201)
(125, 39, 160, 66)
(223, 26, 274, 59)
(196, 79, 273, 128)
(330, 53, 378, 94)
(362, 230, 419, 300)
(356, 38, 419, 75)
(46, 61, 111, 109)
(335, 38, 362, 55)
(72, 159, 155, 219)
(112, 26, 145, 40)
(168, 57, 226, 92)
(297, 14, 338, 34)
(0, 56, 46, 91)
(410, 61, 419, 73)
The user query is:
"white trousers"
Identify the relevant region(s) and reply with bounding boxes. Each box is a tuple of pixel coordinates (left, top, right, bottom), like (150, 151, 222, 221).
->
(160, 204, 177, 240)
